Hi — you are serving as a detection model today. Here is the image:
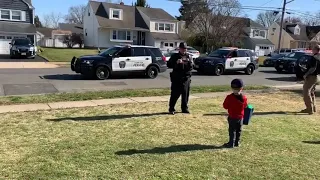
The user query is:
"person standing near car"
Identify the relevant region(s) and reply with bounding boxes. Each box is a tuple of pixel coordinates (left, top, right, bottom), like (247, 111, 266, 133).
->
(167, 42, 193, 115)
(301, 45, 320, 114)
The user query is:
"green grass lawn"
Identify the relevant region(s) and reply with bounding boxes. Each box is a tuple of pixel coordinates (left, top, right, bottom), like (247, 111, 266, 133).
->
(0, 85, 267, 106)
(38, 47, 98, 62)
(0, 92, 319, 179)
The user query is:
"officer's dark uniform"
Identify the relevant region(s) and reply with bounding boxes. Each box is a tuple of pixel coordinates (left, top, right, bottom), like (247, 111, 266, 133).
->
(167, 42, 193, 114)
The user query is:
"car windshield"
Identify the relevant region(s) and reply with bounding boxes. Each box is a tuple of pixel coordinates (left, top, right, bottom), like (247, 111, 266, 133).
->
(99, 47, 121, 56)
(208, 49, 230, 57)
(285, 52, 304, 59)
(14, 39, 31, 46)
(273, 54, 285, 58)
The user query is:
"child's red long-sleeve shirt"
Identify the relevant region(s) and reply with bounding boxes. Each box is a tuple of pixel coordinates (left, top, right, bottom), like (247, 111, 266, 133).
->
(223, 93, 248, 119)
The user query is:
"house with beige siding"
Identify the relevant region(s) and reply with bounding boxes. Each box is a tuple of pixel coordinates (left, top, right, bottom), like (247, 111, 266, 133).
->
(268, 22, 320, 50)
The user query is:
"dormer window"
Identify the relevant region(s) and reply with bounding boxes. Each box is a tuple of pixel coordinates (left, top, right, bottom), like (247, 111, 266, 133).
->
(294, 26, 300, 35)
(110, 8, 122, 20)
(0, 9, 24, 21)
(0, 10, 10, 20)
(12, 11, 21, 20)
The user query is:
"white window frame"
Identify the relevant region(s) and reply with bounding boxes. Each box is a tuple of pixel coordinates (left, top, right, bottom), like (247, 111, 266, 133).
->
(294, 27, 300, 35)
(111, 30, 132, 42)
(155, 22, 174, 32)
(252, 29, 266, 38)
(0, 9, 23, 21)
(110, 8, 122, 20)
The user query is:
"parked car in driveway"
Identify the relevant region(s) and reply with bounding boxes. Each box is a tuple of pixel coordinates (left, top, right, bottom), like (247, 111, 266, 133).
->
(274, 51, 312, 73)
(71, 45, 167, 80)
(263, 54, 286, 67)
(171, 46, 200, 60)
(9, 37, 36, 59)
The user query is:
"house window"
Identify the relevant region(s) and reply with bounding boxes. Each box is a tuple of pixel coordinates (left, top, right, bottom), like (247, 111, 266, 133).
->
(111, 9, 121, 19)
(112, 30, 131, 41)
(155, 23, 174, 32)
(253, 30, 266, 38)
(6, 36, 12, 39)
(11, 11, 21, 20)
(294, 27, 300, 35)
(0, 10, 10, 20)
(85, 29, 87, 36)
(0, 9, 24, 21)
(164, 43, 169, 47)
(170, 43, 174, 47)
(272, 28, 276, 32)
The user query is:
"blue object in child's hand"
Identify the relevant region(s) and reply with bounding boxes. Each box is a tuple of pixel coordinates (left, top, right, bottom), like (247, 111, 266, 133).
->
(243, 104, 254, 125)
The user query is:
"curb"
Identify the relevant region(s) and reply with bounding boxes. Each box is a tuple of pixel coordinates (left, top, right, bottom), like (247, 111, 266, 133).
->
(0, 89, 278, 114)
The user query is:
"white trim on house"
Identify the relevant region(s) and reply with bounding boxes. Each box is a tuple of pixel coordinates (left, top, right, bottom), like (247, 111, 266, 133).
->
(109, 8, 123, 20)
(0, 9, 26, 21)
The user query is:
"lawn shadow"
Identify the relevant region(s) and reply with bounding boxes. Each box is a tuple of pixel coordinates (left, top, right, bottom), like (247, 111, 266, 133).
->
(258, 70, 279, 74)
(115, 144, 224, 155)
(48, 112, 169, 122)
(203, 111, 291, 116)
(286, 89, 320, 97)
(266, 77, 298, 82)
(302, 141, 320, 144)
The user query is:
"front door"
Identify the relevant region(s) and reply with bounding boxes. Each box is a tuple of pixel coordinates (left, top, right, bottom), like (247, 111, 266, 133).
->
(112, 48, 133, 71)
(137, 31, 145, 45)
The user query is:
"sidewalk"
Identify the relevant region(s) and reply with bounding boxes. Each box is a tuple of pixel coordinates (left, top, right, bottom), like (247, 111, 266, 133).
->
(0, 92, 234, 114)
(0, 62, 59, 69)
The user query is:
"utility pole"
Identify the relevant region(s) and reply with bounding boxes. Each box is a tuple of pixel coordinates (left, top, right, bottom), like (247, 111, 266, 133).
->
(277, 0, 294, 53)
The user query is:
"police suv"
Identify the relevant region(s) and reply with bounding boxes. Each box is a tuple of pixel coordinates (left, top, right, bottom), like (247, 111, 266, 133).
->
(193, 47, 259, 76)
(71, 45, 167, 80)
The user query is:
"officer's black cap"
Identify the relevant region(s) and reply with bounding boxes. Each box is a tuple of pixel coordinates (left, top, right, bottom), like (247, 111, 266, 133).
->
(231, 79, 244, 88)
(179, 42, 187, 49)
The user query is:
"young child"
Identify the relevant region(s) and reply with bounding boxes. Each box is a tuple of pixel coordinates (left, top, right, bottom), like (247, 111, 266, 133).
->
(223, 79, 248, 148)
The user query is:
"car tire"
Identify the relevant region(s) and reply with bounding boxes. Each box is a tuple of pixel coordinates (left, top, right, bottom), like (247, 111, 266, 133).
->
(95, 66, 110, 80)
(275, 68, 283, 73)
(213, 65, 224, 76)
(245, 64, 255, 75)
(146, 66, 159, 79)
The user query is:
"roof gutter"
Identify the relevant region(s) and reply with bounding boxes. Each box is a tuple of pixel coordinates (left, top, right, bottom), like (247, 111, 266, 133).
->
(21, 0, 34, 9)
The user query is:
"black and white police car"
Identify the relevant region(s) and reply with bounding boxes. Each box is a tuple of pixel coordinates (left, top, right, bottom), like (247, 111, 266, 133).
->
(193, 47, 259, 76)
(71, 45, 167, 80)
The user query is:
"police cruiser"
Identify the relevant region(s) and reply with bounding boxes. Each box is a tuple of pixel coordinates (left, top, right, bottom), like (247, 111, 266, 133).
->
(193, 47, 259, 76)
(71, 45, 167, 80)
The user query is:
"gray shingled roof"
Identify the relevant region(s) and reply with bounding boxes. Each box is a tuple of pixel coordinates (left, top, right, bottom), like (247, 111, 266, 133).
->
(250, 38, 274, 45)
(90, 1, 149, 31)
(36, 27, 54, 37)
(0, 21, 36, 34)
(24, 0, 32, 5)
(137, 6, 177, 21)
(151, 32, 181, 40)
(59, 23, 83, 34)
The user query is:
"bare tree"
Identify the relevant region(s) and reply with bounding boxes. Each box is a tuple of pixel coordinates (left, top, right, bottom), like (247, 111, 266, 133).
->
(256, 11, 280, 27)
(65, 5, 86, 24)
(189, 0, 244, 51)
(303, 12, 320, 26)
(284, 16, 302, 23)
(43, 12, 63, 28)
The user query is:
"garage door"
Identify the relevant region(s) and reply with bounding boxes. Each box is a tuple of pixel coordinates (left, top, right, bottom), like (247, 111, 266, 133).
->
(0, 35, 27, 54)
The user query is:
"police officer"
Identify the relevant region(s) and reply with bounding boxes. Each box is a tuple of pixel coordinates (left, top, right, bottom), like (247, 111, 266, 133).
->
(301, 45, 320, 114)
(167, 42, 193, 115)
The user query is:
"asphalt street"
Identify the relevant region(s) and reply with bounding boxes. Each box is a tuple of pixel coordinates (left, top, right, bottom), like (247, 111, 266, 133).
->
(0, 67, 299, 96)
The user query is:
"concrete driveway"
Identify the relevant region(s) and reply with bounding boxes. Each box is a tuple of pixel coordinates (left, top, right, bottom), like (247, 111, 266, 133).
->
(0, 67, 302, 96)
(0, 54, 46, 62)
